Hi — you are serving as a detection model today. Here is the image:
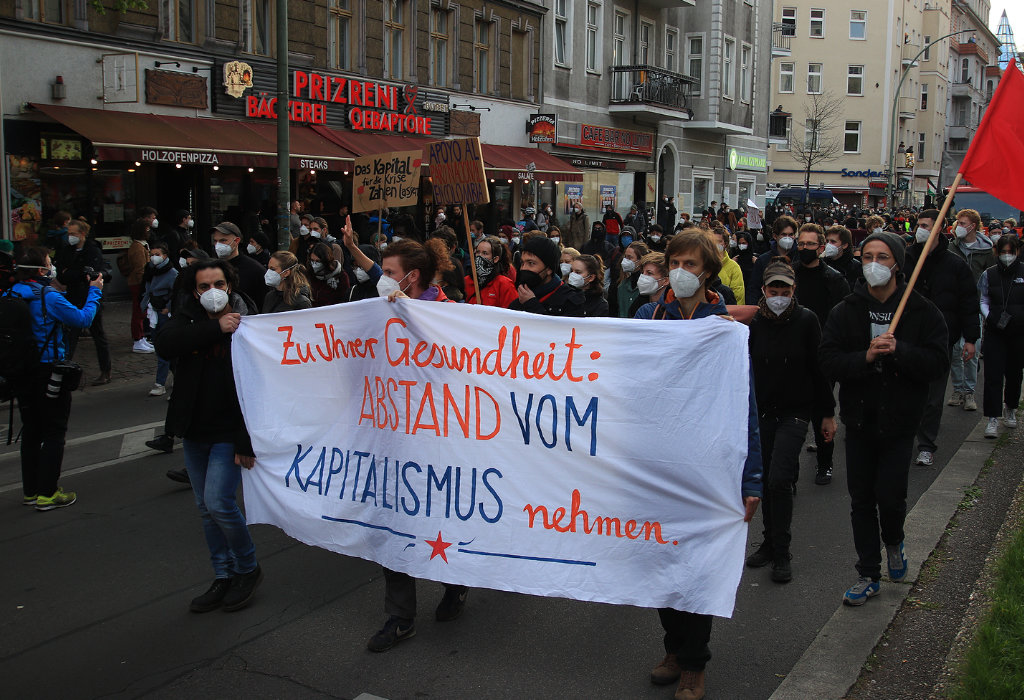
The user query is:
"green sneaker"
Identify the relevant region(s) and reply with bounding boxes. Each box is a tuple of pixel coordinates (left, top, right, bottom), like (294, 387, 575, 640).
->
(35, 488, 77, 512)
(23, 495, 37, 506)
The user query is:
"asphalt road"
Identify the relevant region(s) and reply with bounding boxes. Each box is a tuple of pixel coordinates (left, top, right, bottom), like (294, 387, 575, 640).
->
(0, 376, 981, 699)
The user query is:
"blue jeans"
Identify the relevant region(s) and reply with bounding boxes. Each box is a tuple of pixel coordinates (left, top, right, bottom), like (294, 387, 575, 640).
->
(950, 334, 979, 394)
(182, 440, 257, 579)
(155, 313, 170, 386)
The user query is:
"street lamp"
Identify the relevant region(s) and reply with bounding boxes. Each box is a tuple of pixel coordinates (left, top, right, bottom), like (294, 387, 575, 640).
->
(886, 29, 975, 208)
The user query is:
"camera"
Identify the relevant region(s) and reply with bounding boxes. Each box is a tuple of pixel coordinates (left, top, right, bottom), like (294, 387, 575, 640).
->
(83, 266, 102, 281)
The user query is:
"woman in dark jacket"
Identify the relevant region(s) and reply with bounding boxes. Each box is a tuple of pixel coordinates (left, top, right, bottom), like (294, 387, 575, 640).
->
(979, 235, 1024, 438)
(308, 242, 350, 307)
(154, 260, 262, 614)
(262, 251, 312, 313)
(569, 253, 609, 317)
(733, 231, 757, 297)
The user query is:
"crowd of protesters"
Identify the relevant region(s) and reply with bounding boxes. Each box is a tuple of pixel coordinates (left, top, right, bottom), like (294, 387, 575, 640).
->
(8, 192, 1021, 700)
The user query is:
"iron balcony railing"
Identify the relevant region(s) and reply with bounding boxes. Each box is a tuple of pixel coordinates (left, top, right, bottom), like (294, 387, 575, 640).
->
(773, 23, 794, 52)
(609, 65, 699, 110)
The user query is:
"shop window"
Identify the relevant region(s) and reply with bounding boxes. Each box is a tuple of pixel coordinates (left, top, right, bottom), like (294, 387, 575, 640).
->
(430, 8, 450, 87)
(692, 176, 712, 215)
(329, 0, 354, 70)
(474, 20, 490, 94)
(384, 0, 407, 80)
(163, 0, 195, 43)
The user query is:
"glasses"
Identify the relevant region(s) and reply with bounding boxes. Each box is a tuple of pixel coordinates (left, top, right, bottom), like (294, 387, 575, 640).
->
(797, 241, 821, 249)
(861, 253, 892, 264)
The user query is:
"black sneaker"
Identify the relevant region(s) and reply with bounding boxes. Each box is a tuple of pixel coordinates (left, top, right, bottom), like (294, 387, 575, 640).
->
(190, 578, 233, 613)
(745, 542, 773, 568)
(222, 565, 263, 611)
(815, 466, 833, 485)
(435, 586, 468, 622)
(367, 616, 416, 652)
(771, 554, 793, 583)
(166, 468, 190, 484)
(146, 434, 174, 453)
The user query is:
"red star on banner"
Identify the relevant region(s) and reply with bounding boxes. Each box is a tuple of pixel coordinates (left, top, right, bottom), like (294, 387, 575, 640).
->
(425, 531, 453, 563)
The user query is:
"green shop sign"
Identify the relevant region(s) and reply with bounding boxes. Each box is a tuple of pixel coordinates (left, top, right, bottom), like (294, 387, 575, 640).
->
(728, 148, 767, 172)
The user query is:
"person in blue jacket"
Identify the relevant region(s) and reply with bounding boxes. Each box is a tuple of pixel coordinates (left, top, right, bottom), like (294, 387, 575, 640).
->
(641, 230, 762, 700)
(12, 246, 103, 511)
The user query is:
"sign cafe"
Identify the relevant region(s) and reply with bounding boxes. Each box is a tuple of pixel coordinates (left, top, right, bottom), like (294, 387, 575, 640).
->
(244, 69, 434, 135)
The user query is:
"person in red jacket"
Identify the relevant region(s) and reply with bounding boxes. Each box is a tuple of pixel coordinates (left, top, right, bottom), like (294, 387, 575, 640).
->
(465, 235, 517, 307)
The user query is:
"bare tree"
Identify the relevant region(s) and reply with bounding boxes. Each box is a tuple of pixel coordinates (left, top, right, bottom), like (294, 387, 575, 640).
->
(788, 91, 845, 202)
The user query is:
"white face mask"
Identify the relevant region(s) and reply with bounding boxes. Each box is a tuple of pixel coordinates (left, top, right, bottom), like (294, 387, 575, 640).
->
(512, 236, 521, 245)
(199, 287, 229, 314)
(1003, 226, 1011, 233)
(955, 225, 969, 239)
(392, 235, 404, 243)
(559, 262, 572, 276)
(550, 236, 560, 244)
(310, 230, 322, 239)
(823, 242, 840, 259)
(378, 242, 388, 250)
(649, 234, 661, 243)
(311, 261, 324, 274)
(67, 235, 81, 246)
(669, 267, 705, 298)
(999, 253, 1016, 267)
(765, 295, 792, 315)
(376, 270, 412, 297)
(567, 271, 586, 288)
(738, 243, 749, 251)
(873, 227, 884, 234)
(150, 255, 166, 267)
(299, 225, 310, 236)
(716, 243, 725, 253)
(150, 218, 159, 229)
(264, 269, 283, 288)
(756, 232, 765, 241)
(247, 243, 258, 255)
(862, 261, 893, 287)
(915, 227, 931, 244)
(778, 236, 795, 252)
(187, 218, 194, 229)
(354, 267, 370, 283)
(621, 258, 637, 273)
(991, 234, 1002, 247)
(178, 257, 188, 268)
(214, 242, 233, 259)
(637, 273, 661, 296)
(805, 217, 812, 223)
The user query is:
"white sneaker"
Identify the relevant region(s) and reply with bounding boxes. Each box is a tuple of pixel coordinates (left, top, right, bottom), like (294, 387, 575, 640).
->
(1004, 406, 1017, 429)
(148, 383, 166, 397)
(914, 451, 934, 466)
(985, 417, 1000, 439)
(132, 339, 155, 354)
(141, 338, 155, 349)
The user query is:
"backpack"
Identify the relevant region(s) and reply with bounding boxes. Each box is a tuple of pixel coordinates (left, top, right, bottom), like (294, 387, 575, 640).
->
(0, 287, 45, 400)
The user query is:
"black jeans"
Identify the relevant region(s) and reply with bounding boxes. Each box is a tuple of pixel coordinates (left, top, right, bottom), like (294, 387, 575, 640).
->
(16, 366, 74, 498)
(917, 344, 955, 453)
(758, 416, 808, 555)
(982, 330, 1024, 417)
(65, 303, 111, 374)
(657, 608, 713, 671)
(811, 401, 835, 469)
(382, 567, 467, 621)
(845, 427, 914, 580)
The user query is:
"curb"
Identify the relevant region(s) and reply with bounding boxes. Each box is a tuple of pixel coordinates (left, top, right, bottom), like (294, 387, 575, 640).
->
(769, 416, 991, 699)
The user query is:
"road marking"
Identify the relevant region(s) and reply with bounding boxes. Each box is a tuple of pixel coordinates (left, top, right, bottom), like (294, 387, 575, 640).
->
(119, 428, 156, 458)
(0, 421, 164, 465)
(0, 451, 160, 494)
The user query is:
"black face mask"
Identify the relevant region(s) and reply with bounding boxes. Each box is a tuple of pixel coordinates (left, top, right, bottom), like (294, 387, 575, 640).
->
(798, 248, 819, 265)
(516, 269, 544, 290)
(475, 256, 496, 281)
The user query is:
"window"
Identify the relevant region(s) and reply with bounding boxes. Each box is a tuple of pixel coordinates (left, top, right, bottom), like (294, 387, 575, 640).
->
(30, 0, 65, 23)
(923, 35, 931, 60)
(474, 20, 490, 93)
(329, 0, 353, 70)
(384, 0, 406, 79)
(849, 10, 866, 39)
(779, 62, 794, 93)
(687, 35, 703, 96)
(164, 0, 194, 42)
(586, 3, 600, 72)
(613, 12, 629, 96)
(810, 8, 824, 38)
(776, 116, 793, 150)
(847, 65, 864, 95)
(639, 21, 653, 64)
(430, 9, 449, 86)
(807, 63, 822, 94)
(782, 6, 796, 33)
(920, 83, 928, 110)
(960, 57, 969, 83)
(844, 121, 861, 153)
(805, 119, 821, 151)
(554, 0, 568, 65)
(243, 0, 271, 55)
(693, 176, 712, 214)
(917, 132, 926, 161)
(723, 37, 735, 99)
(665, 29, 678, 72)
(740, 44, 751, 102)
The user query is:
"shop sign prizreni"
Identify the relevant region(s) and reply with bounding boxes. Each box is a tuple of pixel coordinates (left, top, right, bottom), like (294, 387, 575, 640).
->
(243, 69, 433, 135)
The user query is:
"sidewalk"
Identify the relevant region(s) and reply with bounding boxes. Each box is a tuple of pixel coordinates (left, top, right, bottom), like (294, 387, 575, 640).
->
(74, 300, 161, 388)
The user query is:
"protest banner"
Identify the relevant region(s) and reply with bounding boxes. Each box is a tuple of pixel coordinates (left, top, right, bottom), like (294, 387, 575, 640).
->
(427, 137, 489, 301)
(233, 300, 753, 617)
(351, 150, 422, 214)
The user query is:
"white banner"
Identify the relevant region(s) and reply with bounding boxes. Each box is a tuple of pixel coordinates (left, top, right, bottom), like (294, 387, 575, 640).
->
(233, 299, 752, 617)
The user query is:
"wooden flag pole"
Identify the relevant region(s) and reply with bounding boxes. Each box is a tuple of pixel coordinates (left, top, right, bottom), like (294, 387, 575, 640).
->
(888, 172, 963, 334)
(376, 206, 383, 242)
(463, 206, 481, 303)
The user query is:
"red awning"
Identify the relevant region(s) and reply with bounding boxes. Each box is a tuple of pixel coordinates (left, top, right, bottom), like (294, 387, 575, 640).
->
(31, 103, 357, 170)
(480, 144, 583, 182)
(311, 124, 434, 158)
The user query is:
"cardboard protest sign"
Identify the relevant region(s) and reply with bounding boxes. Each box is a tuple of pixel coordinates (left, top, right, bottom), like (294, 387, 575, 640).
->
(351, 150, 422, 213)
(428, 137, 490, 205)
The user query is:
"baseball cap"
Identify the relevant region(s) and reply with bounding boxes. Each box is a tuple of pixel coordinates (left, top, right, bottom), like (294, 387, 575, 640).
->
(212, 222, 241, 238)
(763, 260, 796, 286)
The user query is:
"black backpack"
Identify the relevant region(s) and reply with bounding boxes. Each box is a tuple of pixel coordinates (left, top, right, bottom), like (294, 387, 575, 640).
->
(0, 285, 54, 401)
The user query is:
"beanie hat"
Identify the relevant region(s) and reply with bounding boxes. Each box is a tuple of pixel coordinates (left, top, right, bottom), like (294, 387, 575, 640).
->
(861, 231, 906, 272)
(519, 236, 560, 273)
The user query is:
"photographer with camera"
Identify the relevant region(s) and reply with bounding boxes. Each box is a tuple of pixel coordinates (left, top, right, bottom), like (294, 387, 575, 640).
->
(12, 246, 103, 511)
(56, 219, 112, 385)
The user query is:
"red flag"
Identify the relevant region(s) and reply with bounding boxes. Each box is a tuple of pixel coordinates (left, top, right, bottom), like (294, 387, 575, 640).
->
(959, 59, 1024, 212)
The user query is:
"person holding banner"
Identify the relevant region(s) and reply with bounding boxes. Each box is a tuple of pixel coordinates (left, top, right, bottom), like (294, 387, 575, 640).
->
(465, 235, 517, 307)
(819, 232, 948, 606)
(568, 254, 609, 317)
(153, 259, 263, 613)
(508, 237, 586, 317)
(645, 230, 762, 700)
(261, 252, 312, 314)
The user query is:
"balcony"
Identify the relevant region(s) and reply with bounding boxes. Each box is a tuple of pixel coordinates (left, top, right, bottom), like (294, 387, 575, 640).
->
(609, 65, 698, 121)
(948, 123, 975, 140)
(898, 97, 917, 119)
(772, 23, 794, 57)
(951, 81, 977, 98)
(901, 43, 921, 67)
